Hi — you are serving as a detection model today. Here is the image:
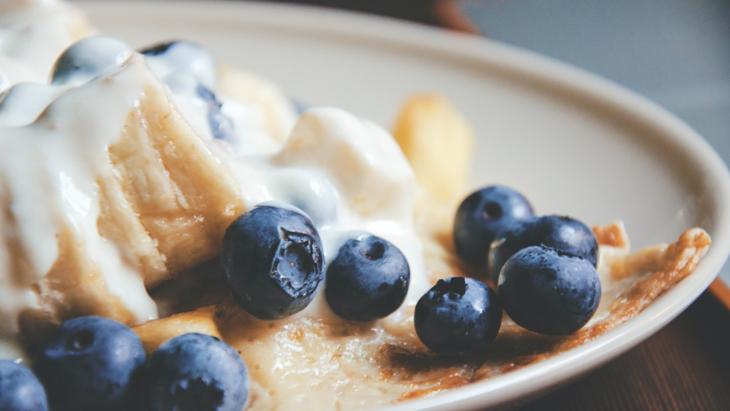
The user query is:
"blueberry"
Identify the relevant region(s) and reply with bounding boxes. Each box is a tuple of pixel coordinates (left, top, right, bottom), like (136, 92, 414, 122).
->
(144, 333, 248, 411)
(34, 316, 145, 411)
(488, 215, 598, 279)
(499, 245, 601, 335)
(138, 41, 177, 56)
(415, 277, 502, 355)
(222, 205, 324, 319)
(139, 40, 216, 88)
(51, 37, 132, 84)
(290, 97, 308, 114)
(197, 85, 234, 140)
(139, 40, 229, 140)
(0, 360, 49, 411)
(453, 186, 534, 270)
(325, 234, 410, 321)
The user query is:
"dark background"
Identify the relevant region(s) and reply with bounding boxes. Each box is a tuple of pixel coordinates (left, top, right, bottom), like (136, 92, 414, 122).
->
(261, 0, 441, 24)
(249, 1, 730, 410)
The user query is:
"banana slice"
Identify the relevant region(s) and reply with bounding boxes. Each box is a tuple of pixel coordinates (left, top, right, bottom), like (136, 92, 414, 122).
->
(393, 94, 474, 203)
(133, 306, 221, 353)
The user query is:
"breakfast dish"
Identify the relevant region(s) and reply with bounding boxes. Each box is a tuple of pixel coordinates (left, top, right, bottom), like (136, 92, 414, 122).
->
(0, 1, 713, 410)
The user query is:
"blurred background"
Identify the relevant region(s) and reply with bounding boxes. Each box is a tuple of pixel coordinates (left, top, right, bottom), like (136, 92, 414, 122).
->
(262, 0, 730, 167)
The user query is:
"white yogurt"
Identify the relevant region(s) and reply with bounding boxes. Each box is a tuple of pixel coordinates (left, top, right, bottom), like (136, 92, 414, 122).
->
(0, 82, 68, 125)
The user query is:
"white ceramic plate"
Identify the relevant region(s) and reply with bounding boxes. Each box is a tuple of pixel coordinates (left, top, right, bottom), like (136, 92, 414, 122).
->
(79, 1, 730, 410)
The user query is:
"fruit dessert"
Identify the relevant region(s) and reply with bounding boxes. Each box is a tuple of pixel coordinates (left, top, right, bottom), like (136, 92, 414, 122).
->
(0, 1, 712, 411)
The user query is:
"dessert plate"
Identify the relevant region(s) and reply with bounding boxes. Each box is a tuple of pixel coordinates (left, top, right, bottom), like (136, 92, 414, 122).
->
(78, 1, 730, 410)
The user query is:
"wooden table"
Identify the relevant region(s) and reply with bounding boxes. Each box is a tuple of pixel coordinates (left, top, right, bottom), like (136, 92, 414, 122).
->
(516, 291, 730, 410)
(257, 1, 730, 409)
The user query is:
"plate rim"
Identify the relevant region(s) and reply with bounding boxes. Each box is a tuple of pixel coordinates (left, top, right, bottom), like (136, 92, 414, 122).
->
(78, 1, 730, 410)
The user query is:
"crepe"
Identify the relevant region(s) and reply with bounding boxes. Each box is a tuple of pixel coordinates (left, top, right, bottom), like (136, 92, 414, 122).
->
(135, 201, 709, 410)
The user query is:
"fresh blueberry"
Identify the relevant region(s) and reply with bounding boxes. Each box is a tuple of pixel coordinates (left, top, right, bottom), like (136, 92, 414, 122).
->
(139, 40, 216, 88)
(222, 205, 324, 319)
(138, 41, 177, 56)
(415, 277, 502, 355)
(453, 186, 534, 271)
(488, 215, 599, 279)
(290, 97, 308, 114)
(144, 333, 248, 411)
(139, 40, 229, 140)
(51, 37, 132, 84)
(196, 85, 234, 140)
(0, 360, 49, 411)
(325, 234, 410, 321)
(34, 316, 145, 411)
(499, 245, 601, 335)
